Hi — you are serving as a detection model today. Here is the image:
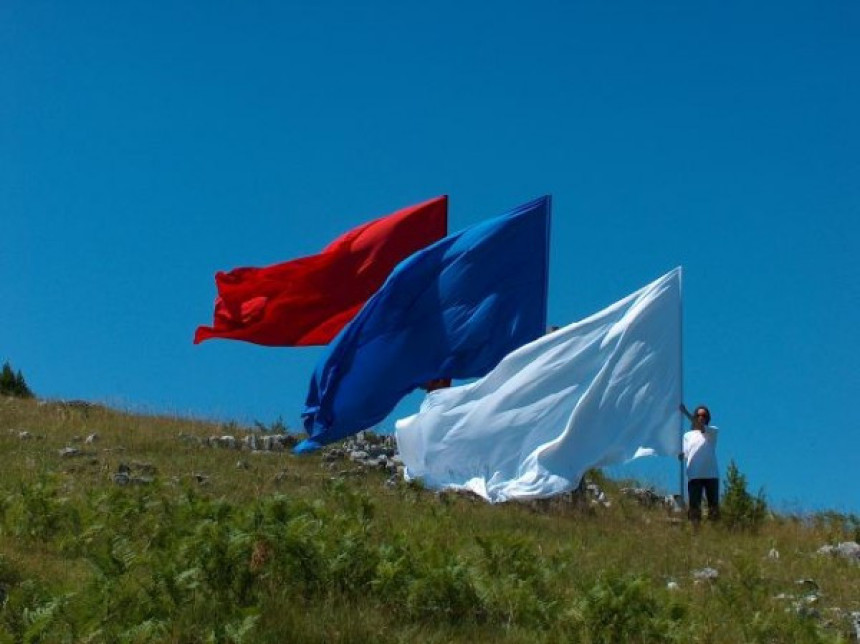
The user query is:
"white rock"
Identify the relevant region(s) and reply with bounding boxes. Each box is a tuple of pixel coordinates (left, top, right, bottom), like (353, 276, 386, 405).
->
(835, 541, 860, 561)
(849, 611, 860, 640)
(817, 541, 860, 563)
(692, 567, 719, 582)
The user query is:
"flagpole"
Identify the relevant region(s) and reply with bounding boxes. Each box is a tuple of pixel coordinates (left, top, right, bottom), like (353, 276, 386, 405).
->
(677, 266, 686, 508)
(541, 195, 552, 334)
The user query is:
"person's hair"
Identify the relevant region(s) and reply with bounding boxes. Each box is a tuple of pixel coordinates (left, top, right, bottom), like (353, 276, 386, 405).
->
(694, 405, 711, 424)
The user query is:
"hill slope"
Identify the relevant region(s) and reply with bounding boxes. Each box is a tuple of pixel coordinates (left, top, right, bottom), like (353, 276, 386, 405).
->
(1, 396, 858, 643)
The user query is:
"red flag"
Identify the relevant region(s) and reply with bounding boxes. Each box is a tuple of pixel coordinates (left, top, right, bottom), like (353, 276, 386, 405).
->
(194, 196, 448, 346)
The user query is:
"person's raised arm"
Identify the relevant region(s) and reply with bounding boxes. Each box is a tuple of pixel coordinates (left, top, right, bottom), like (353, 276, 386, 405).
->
(679, 403, 693, 422)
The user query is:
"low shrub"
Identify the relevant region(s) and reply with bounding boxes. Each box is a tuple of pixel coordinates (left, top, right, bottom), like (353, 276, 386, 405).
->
(722, 461, 768, 532)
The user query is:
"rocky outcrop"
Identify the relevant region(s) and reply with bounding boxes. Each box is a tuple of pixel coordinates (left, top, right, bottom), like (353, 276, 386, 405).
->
(816, 541, 860, 564)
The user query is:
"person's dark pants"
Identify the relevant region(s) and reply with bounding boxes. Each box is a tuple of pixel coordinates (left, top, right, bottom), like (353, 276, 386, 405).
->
(688, 478, 720, 523)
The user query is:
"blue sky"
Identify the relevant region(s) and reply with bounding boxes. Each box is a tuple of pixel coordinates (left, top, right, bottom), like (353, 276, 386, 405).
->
(2, 1, 857, 513)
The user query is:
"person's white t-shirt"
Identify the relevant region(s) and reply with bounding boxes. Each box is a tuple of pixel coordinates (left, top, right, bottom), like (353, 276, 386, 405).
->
(683, 426, 719, 480)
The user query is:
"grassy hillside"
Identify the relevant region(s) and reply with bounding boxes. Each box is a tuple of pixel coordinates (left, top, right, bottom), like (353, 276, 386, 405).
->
(1, 395, 858, 643)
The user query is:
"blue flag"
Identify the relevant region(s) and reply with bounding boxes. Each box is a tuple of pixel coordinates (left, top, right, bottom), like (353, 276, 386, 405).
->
(296, 196, 551, 452)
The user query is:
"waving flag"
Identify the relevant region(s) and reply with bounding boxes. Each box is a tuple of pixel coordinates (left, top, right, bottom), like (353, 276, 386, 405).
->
(297, 196, 551, 452)
(395, 268, 683, 502)
(194, 196, 448, 346)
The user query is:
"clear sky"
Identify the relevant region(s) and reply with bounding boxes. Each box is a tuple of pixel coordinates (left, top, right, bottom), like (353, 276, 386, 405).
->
(3, 1, 858, 513)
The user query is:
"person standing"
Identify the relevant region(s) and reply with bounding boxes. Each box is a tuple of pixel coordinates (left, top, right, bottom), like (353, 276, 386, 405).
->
(680, 404, 720, 524)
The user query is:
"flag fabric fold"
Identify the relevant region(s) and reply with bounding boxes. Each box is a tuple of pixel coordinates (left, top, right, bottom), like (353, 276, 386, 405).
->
(194, 196, 448, 346)
(297, 196, 552, 452)
(394, 268, 683, 502)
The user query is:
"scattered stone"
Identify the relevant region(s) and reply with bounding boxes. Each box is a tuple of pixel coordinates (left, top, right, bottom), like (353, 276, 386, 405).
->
(85, 433, 99, 444)
(349, 450, 369, 462)
(817, 541, 860, 564)
(795, 603, 821, 620)
(323, 450, 342, 463)
(795, 578, 820, 592)
(620, 487, 670, 508)
(112, 462, 155, 485)
(587, 483, 611, 508)
(384, 475, 400, 488)
(849, 611, 860, 640)
(236, 460, 249, 470)
(773, 580, 824, 618)
(835, 541, 860, 561)
(218, 435, 237, 449)
(767, 547, 780, 560)
(130, 461, 156, 475)
(692, 567, 719, 582)
(366, 457, 391, 471)
(192, 473, 210, 485)
(791, 591, 821, 619)
(799, 593, 819, 605)
(18, 431, 32, 440)
(256, 434, 294, 451)
(666, 581, 680, 591)
(203, 433, 300, 451)
(59, 447, 82, 458)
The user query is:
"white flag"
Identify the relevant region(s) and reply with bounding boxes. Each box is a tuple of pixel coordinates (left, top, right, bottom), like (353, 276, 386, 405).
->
(395, 268, 683, 502)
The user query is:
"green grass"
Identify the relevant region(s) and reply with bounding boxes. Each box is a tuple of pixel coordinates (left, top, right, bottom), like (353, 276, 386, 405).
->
(1, 396, 857, 643)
